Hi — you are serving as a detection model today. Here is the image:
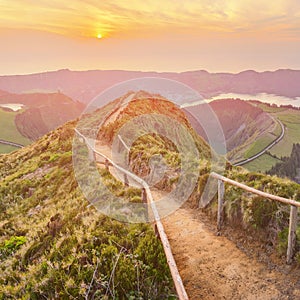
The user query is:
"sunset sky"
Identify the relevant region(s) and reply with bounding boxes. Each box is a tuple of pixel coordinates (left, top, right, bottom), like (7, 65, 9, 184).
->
(1, 0, 300, 74)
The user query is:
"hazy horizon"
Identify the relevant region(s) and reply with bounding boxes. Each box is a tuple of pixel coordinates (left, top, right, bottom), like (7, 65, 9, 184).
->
(1, 66, 300, 77)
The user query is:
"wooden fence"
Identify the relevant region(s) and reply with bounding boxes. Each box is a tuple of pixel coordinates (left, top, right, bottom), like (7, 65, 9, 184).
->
(211, 172, 300, 264)
(75, 129, 189, 300)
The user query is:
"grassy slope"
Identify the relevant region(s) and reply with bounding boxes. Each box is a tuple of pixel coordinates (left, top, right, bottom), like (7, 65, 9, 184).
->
(0, 121, 175, 299)
(270, 110, 300, 157)
(240, 103, 300, 172)
(0, 108, 31, 146)
(243, 153, 281, 172)
(244, 134, 275, 158)
(0, 94, 210, 299)
(236, 118, 278, 161)
(0, 144, 19, 154)
(101, 96, 211, 159)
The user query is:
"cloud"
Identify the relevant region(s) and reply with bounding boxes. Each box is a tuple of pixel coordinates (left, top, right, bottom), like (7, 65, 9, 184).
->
(0, 0, 299, 39)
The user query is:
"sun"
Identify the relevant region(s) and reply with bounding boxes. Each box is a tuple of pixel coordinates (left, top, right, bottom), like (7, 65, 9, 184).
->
(97, 33, 103, 39)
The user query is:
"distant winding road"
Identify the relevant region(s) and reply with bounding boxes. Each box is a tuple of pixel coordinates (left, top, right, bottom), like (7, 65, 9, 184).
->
(0, 139, 24, 148)
(233, 116, 285, 166)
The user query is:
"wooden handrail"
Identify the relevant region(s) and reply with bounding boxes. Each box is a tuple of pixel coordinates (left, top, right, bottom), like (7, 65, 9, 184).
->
(118, 134, 131, 152)
(75, 129, 189, 300)
(211, 172, 300, 208)
(211, 172, 299, 264)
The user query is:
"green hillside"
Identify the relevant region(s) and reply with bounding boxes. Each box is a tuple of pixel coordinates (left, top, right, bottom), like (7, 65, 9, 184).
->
(0, 108, 31, 145)
(242, 102, 300, 173)
(0, 107, 31, 154)
(270, 110, 300, 157)
(0, 91, 84, 154)
(252, 102, 300, 158)
(0, 121, 175, 299)
(242, 153, 281, 173)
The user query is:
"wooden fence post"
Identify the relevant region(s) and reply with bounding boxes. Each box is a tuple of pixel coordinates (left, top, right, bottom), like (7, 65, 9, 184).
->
(124, 174, 129, 187)
(287, 205, 298, 264)
(105, 159, 109, 171)
(88, 147, 94, 162)
(217, 179, 225, 233)
(142, 188, 148, 222)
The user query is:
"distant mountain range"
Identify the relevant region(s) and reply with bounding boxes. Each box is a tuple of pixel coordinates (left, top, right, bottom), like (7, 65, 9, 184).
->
(1, 69, 300, 104)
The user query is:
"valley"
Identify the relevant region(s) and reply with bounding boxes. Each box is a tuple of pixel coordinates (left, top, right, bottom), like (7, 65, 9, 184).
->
(243, 103, 300, 173)
(0, 91, 84, 154)
(0, 107, 31, 153)
(185, 97, 300, 176)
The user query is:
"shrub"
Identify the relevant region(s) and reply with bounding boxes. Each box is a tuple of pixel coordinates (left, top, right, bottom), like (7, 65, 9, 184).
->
(0, 236, 27, 259)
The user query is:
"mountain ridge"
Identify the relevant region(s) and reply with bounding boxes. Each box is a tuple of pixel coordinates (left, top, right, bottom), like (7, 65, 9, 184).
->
(1, 68, 300, 104)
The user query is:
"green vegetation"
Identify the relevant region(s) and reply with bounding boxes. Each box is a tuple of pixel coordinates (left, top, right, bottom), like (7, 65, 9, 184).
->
(268, 143, 300, 183)
(100, 97, 211, 159)
(195, 168, 300, 257)
(269, 110, 300, 158)
(244, 134, 275, 158)
(0, 144, 19, 154)
(0, 92, 84, 149)
(234, 102, 300, 173)
(0, 236, 27, 259)
(0, 107, 31, 147)
(243, 154, 281, 173)
(0, 121, 175, 299)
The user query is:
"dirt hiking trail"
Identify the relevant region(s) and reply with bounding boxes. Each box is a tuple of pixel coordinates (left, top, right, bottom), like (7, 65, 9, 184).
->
(162, 207, 300, 299)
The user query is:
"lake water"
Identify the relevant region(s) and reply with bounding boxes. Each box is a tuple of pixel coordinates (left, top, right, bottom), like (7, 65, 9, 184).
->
(0, 103, 24, 111)
(182, 93, 300, 108)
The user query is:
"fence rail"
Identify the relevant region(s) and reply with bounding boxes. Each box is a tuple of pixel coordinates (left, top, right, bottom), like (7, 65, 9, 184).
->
(211, 172, 299, 264)
(75, 129, 189, 300)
